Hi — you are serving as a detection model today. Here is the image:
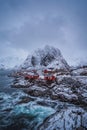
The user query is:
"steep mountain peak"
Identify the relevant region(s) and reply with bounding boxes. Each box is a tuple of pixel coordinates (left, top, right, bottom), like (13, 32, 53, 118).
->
(36, 45, 61, 57)
(41, 45, 61, 56)
(21, 45, 70, 70)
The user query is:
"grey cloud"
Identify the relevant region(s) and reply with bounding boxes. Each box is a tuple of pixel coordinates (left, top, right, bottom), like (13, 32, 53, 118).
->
(0, 0, 87, 66)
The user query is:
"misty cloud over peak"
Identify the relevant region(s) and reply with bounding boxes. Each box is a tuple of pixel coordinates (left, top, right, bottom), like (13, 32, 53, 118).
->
(0, 0, 87, 66)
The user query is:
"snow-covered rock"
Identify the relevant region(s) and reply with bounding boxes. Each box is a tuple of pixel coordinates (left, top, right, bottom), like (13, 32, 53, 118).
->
(20, 45, 70, 71)
(38, 107, 87, 130)
(71, 65, 87, 76)
(12, 74, 87, 106)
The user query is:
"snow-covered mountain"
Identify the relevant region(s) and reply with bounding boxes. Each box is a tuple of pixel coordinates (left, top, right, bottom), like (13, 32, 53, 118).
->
(20, 45, 70, 71)
(0, 57, 24, 69)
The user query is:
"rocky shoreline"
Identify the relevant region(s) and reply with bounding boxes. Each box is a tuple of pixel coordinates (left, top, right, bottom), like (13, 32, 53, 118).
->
(12, 72, 87, 106)
(10, 67, 87, 130)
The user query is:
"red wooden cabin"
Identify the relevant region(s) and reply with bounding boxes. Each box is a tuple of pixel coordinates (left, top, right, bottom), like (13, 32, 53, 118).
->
(44, 69, 48, 73)
(44, 69, 55, 74)
(25, 75, 39, 80)
(44, 75, 56, 81)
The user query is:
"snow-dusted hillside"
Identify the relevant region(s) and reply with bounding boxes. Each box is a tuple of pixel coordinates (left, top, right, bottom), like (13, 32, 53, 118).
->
(20, 45, 70, 71)
(0, 57, 24, 69)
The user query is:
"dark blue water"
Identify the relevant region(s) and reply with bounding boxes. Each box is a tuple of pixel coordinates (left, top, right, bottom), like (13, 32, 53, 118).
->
(0, 69, 15, 93)
(0, 70, 55, 130)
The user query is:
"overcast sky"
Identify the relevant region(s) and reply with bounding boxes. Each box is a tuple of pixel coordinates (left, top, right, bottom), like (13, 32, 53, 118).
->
(0, 0, 87, 65)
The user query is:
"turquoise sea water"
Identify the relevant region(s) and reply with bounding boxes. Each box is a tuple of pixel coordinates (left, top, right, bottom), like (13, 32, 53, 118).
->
(0, 70, 55, 130)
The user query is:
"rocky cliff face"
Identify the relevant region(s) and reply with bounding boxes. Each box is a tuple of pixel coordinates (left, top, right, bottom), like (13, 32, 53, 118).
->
(20, 45, 70, 71)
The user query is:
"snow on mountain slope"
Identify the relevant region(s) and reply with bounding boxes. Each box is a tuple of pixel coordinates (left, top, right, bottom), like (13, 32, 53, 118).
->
(0, 57, 24, 69)
(20, 45, 70, 71)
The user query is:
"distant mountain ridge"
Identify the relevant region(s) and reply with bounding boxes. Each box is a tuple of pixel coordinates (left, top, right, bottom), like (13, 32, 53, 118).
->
(0, 57, 24, 69)
(20, 45, 70, 71)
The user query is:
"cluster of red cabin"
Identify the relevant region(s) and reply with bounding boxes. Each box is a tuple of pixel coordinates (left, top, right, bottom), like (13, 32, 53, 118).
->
(25, 75, 39, 80)
(44, 75, 56, 81)
(24, 69, 56, 81)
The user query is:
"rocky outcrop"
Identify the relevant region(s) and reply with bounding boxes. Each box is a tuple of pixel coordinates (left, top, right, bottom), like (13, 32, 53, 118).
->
(20, 45, 70, 71)
(12, 75, 87, 107)
(38, 107, 87, 130)
(71, 65, 87, 76)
